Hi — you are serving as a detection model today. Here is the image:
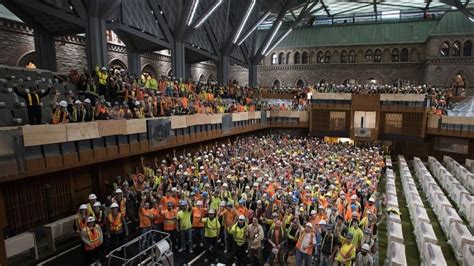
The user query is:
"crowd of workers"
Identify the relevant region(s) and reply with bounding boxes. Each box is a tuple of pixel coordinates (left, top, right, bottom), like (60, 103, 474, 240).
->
(13, 66, 308, 125)
(74, 134, 385, 266)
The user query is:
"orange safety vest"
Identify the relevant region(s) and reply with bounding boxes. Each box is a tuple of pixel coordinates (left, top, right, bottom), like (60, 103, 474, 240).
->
(83, 226, 101, 250)
(163, 209, 177, 231)
(192, 207, 206, 228)
(296, 231, 315, 255)
(108, 213, 123, 233)
(76, 216, 86, 231)
(112, 197, 127, 217)
(51, 108, 68, 124)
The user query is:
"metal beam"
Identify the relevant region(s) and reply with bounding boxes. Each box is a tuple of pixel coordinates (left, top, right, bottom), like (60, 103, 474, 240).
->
(101, 0, 123, 20)
(113, 24, 171, 51)
(71, 0, 87, 22)
(13, 0, 84, 26)
(254, 0, 292, 59)
(147, 0, 174, 43)
(320, 0, 331, 17)
(236, 10, 271, 45)
(175, 0, 193, 41)
(332, 4, 372, 16)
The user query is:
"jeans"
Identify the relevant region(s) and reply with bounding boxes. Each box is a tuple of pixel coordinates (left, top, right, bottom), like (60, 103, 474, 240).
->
(296, 249, 312, 266)
(180, 229, 193, 250)
(320, 253, 333, 266)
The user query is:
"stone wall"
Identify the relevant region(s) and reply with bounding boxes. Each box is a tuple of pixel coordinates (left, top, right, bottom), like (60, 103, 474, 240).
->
(190, 62, 217, 82)
(229, 66, 249, 86)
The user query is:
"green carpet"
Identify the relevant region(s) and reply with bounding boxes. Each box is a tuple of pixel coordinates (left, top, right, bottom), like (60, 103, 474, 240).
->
(378, 169, 387, 266)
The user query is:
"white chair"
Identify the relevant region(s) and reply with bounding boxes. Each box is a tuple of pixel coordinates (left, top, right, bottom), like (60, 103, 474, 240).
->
(422, 243, 447, 266)
(388, 220, 404, 244)
(412, 206, 430, 225)
(415, 221, 437, 254)
(43, 215, 76, 251)
(462, 244, 474, 266)
(460, 194, 474, 228)
(434, 194, 452, 216)
(449, 222, 474, 260)
(5, 232, 38, 259)
(440, 206, 463, 237)
(387, 242, 407, 266)
(450, 183, 469, 208)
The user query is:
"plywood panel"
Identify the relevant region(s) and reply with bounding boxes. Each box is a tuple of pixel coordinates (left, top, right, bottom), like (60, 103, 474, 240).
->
(125, 119, 147, 134)
(22, 124, 67, 147)
(98, 120, 126, 136)
(210, 113, 223, 124)
(170, 116, 187, 129)
(66, 122, 100, 141)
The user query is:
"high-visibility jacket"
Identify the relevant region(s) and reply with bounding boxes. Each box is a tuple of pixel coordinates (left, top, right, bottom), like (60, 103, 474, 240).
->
(108, 213, 123, 233)
(75, 215, 86, 231)
(82, 225, 102, 250)
(95, 66, 108, 86)
(162, 208, 177, 231)
(51, 108, 68, 124)
(230, 223, 247, 246)
(335, 242, 356, 266)
(296, 230, 315, 255)
(203, 217, 220, 238)
(192, 207, 206, 228)
(26, 93, 40, 106)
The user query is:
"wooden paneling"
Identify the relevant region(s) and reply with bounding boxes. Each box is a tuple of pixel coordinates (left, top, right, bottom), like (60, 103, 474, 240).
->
(351, 94, 380, 111)
(22, 124, 67, 147)
(66, 122, 100, 142)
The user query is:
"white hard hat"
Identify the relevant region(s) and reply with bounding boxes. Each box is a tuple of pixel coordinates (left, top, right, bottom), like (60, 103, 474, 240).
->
(115, 189, 123, 194)
(351, 195, 357, 200)
(84, 98, 91, 104)
(319, 220, 327, 225)
(223, 183, 228, 187)
(88, 194, 97, 200)
(208, 209, 215, 214)
(135, 100, 140, 106)
(305, 222, 312, 228)
(87, 216, 95, 223)
(368, 197, 375, 202)
(93, 202, 101, 207)
(310, 210, 317, 215)
(196, 200, 203, 206)
(59, 100, 67, 107)
(74, 100, 82, 104)
(79, 204, 87, 210)
(171, 187, 178, 192)
(362, 243, 370, 251)
(238, 215, 245, 220)
(111, 203, 119, 208)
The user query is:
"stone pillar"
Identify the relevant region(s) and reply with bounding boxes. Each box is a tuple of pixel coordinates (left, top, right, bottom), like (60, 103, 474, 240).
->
(249, 63, 258, 87)
(172, 41, 186, 79)
(33, 28, 57, 71)
(127, 50, 141, 77)
(217, 55, 229, 86)
(86, 16, 107, 71)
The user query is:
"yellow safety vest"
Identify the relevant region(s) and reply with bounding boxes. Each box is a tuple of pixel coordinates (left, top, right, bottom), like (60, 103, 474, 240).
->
(204, 217, 220, 238)
(231, 223, 247, 246)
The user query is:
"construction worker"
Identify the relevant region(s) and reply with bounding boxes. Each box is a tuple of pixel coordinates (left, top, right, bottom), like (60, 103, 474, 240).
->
(106, 203, 128, 250)
(355, 243, 373, 266)
(75, 204, 88, 233)
(192, 200, 206, 248)
(177, 200, 193, 253)
(335, 233, 356, 266)
(95, 66, 108, 96)
(83, 98, 95, 122)
(139, 196, 153, 248)
(51, 100, 69, 124)
(69, 100, 86, 122)
(162, 202, 178, 249)
(112, 189, 127, 218)
(268, 220, 287, 266)
(319, 223, 338, 266)
(285, 218, 299, 263)
(81, 216, 103, 266)
(230, 215, 248, 266)
(348, 219, 363, 250)
(248, 217, 264, 266)
(92, 202, 105, 233)
(202, 209, 220, 263)
(295, 222, 316, 266)
(86, 194, 98, 219)
(14, 84, 51, 125)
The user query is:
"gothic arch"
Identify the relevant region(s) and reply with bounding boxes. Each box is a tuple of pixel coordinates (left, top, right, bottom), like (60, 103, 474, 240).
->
(294, 77, 306, 88)
(109, 58, 127, 71)
(445, 69, 470, 89)
(409, 48, 419, 61)
(17, 50, 36, 68)
(272, 78, 281, 88)
(207, 74, 214, 83)
(141, 64, 157, 77)
(199, 74, 205, 82)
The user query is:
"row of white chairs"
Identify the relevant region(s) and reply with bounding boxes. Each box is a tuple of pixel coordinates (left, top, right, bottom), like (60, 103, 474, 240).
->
(399, 155, 447, 266)
(466, 159, 474, 173)
(416, 156, 474, 263)
(444, 156, 474, 195)
(385, 157, 408, 266)
(429, 156, 474, 228)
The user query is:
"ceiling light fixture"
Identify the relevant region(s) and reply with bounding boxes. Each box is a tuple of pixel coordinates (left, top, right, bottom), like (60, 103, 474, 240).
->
(237, 11, 271, 45)
(194, 0, 223, 28)
(261, 20, 282, 55)
(233, 0, 256, 44)
(186, 0, 200, 26)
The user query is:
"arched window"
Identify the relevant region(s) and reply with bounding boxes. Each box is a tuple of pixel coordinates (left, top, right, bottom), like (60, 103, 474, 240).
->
(374, 49, 382, 62)
(278, 52, 285, 64)
(273, 79, 281, 88)
(348, 50, 355, 63)
(365, 50, 373, 62)
(271, 53, 278, 65)
(296, 79, 305, 88)
(341, 50, 348, 63)
(400, 48, 408, 62)
(199, 74, 205, 82)
(440, 41, 450, 57)
(207, 74, 214, 83)
(452, 41, 461, 56)
(317, 51, 324, 63)
(391, 49, 399, 62)
(324, 51, 331, 63)
(286, 52, 291, 64)
(463, 41, 472, 57)
(302, 52, 309, 64)
(294, 52, 301, 64)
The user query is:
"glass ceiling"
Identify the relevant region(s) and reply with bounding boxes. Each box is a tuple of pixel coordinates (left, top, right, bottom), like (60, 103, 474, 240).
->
(259, 0, 472, 29)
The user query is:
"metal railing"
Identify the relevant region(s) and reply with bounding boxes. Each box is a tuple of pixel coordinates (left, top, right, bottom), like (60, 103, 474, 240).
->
(107, 230, 172, 266)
